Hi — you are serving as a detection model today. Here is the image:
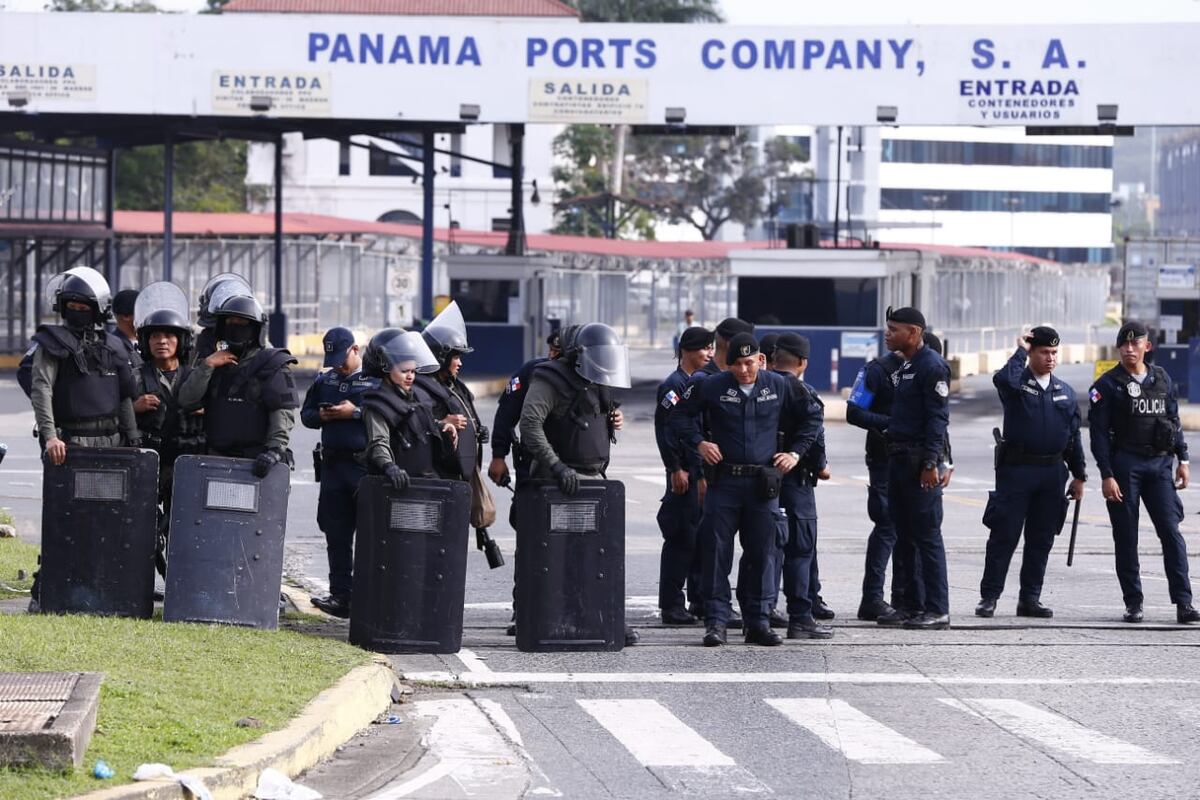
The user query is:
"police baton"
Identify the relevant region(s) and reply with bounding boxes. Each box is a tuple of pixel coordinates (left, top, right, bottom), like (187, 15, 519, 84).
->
(1066, 493, 1081, 567)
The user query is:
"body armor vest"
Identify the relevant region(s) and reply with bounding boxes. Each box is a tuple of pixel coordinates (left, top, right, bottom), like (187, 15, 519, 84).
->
(33, 325, 128, 429)
(136, 362, 204, 457)
(413, 373, 479, 480)
(362, 385, 444, 476)
(205, 348, 296, 457)
(534, 359, 614, 472)
(1109, 366, 1176, 455)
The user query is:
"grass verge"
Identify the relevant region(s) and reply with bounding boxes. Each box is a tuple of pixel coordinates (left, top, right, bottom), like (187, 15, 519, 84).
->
(0, 537, 38, 599)
(0, 614, 371, 800)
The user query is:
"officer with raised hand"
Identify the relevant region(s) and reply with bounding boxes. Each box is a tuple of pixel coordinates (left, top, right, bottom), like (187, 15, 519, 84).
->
(30, 267, 140, 467)
(976, 326, 1086, 619)
(681, 333, 821, 647)
(655, 325, 715, 626)
(301, 327, 378, 618)
(770, 333, 833, 639)
(1089, 321, 1198, 624)
(194, 273, 253, 361)
(488, 331, 563, 490)
(846, 331, 906, 621)
(177, 294, 297, 478)
(879, 307, 952, 630)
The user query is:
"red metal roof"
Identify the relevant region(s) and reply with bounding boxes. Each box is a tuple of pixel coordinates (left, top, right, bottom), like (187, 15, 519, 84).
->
(111, 210, 1058, 265)
(222, 0, 579, 16)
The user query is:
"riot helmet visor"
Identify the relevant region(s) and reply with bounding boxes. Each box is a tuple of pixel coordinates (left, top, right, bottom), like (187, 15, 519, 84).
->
(134, 282, 191, 331)
(423, 301, 473, 355)
(577, 343, 631, 388)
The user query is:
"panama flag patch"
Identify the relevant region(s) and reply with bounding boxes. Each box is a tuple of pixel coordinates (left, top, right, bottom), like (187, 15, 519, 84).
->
(661, 389, 680, 409)
(1089, 388, 1101, 403)
(510, 376, 521, 393)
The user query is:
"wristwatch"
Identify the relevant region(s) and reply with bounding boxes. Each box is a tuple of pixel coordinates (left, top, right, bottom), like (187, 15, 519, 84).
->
(922, 460, 936, 471)
(787, 451, 800, 462)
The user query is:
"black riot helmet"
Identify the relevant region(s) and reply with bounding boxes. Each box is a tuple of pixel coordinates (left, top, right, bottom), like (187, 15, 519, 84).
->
(53, 267, 113, 330)
(135, 281, 193, 363)
(362, 328, 440, 379)
(421, 301, 473, 365)
(571, 323, 631, 388)
(198, 273, 252, 329)
(214, 294, 267, 355)
(558, 324, 583, 358)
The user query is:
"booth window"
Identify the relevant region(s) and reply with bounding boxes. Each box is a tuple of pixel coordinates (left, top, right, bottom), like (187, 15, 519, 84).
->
(451, 279, 518, 323)
(739, 277, 878, 327)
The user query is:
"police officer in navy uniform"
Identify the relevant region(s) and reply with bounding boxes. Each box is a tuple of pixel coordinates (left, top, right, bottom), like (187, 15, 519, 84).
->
(878, 307, 952, 629)
(111, 289, 144, 370)
(177, 294, 297, 477)
(487, 331, 563, 490)
(680, 333, 822, 647)
(976, 326, 1086, 619)
(771, 333, 834, 639)
(655, 326, 715, 626)
(302, 327, 379, 618)
(1089, 320, 1199, 624)
(846, 339, 906, 621)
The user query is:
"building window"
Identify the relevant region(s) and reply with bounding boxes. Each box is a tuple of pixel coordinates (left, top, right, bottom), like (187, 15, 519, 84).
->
(882, 139, 1112, 169)
(881, 188, 1111, 214)
(491, 217, 512, 232)
(338, 141, 351, 176)
(738, 277, 878, 327)
(368, 145, 418, 177)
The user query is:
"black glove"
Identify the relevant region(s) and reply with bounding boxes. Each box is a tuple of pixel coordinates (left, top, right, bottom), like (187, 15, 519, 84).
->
(552, 461, 580, 496)
(384, 463, 410, 491)
(253, 448, 282, 478)
(477, 425, 490, 445)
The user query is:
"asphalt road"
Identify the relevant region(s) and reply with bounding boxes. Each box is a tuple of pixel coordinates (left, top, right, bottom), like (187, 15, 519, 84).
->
(4, 362, 1200, 799)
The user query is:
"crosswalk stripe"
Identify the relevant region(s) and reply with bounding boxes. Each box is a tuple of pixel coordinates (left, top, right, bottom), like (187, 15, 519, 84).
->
(766, 698, 945, 764)
(578, 699, 734, 766)
(938, 698, 1179, 765)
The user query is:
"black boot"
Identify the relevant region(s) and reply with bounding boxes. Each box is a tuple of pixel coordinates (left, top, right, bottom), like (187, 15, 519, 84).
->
(624, 626, 640, 646)
(311, 594, 351, 618)
(902, 612, 951, 630)
(811, 597, 836, 620)
(857, 598, 893, 622)
(1123, 605, 1144, 623)
(787, 615, 834, 639)
(744, 625, 783, 646)
(1177, 604, 1200, 624)
(703, 624, 727, 647)
(662, 607, 700, 626)
(1016, 599, 1053, 618)
(876, 606, 913, 627)
(975, 598, 997, 618)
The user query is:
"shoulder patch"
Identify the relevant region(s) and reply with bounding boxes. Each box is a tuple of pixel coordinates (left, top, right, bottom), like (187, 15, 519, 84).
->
(1089, 387, 1101, 403)
(934, 381, 949, 398)
(683, 384, 694, 399)
(661, 389, 679, 408)
(509, 375, 522, 393)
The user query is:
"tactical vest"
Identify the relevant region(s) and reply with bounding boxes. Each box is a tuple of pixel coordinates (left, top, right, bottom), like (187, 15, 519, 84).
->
(136, 362, 204, 457)
(1109, 366, 1176, 455)
(413, 374, 478, 480)
(533, 359, 614, 472)
(205, 347, 297, 457)
(361, 385, 442, 476)
(33, 325, 128, 430)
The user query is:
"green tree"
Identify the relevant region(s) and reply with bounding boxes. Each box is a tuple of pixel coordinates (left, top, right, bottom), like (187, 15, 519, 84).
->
(567, 0, 721, 23)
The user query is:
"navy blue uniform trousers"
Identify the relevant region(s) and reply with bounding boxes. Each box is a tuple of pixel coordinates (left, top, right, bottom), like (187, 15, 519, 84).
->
(317, 458, 366, 598)
(700, 475, 780, 627)
(1107, 452, 1192, 606)
(657, 474, 704, 612)
(888, 457, 949, 615)
(980, 463, 1066, 602)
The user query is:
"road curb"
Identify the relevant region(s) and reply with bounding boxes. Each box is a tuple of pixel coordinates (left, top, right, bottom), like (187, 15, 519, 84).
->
(69, 658, 395, 800)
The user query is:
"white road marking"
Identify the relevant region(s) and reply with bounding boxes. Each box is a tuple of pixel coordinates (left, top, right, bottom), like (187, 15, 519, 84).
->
(400, 671, 1200, 687)
(767, 698, 944, 764)
(456, 648, 492, 674)
(938, 698, 1178, 765)
(464, 595, 661, 612)
(578, 699, 734, 767)
(476, 699, 561, 797)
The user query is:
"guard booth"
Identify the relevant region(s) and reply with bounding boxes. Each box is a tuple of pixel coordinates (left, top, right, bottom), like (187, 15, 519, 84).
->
(1123, 240, 1200, 399)
(727, 247, 930, 390)
(444, 254, 554, 378)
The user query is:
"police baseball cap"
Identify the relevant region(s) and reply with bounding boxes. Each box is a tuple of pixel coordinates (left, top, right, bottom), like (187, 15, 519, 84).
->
(775, 332, 810, 360)
(679, 326, 715, 352)
(727, 332, 760, 360)
(1025, 325, 1060, 348)
(322, 326, 356, 368)
(113, 289, 139, 316)
(1116, 320, 1150, 344)
(715, 317, 755, 340)
(886, 306, 926, 329)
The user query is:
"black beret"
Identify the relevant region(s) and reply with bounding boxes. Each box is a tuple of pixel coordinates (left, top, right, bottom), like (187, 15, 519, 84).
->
(775, 332, 810, 360)
(679, 326, 715, 352)
(715, 317, 755, 339)
(113, 289, 139, 316)
(759, 333, 780, 358)
(546, 330, 562, 349)
(1117, 320, 1149, 344)
(727, 332, 759, 360)
(922, 331, 943, 356)
(1025, 325, 1060, 348)
(886, 306, 926, 329)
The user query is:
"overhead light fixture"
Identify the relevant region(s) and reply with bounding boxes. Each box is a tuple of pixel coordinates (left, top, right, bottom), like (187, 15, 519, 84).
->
(876, 105, 898, 123)
(459, 103, 481, 121)
(1097, 104, 1119, 122)
(7, 90, 30, 109)
(249, 95, 272, 113)
(664, 107, 686, 125)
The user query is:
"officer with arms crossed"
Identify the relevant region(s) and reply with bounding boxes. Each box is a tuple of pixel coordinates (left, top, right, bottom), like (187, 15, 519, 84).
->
(302, 327, 378, 618)
(680, 333, 822, 647)
(655, 326, 715, 626)
(488, 331, 563, 490)
(977, 326, 1086, 618)
(518, 322, 633, 645)
(1088, 320, 1198, 624)
(878, 307, 952, 630)
(177, 294, 297, 477)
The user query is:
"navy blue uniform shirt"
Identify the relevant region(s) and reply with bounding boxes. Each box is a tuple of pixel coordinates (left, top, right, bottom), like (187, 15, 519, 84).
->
(656, 366, 704, 475)
(995, 348, 1086, 479)
(846, 353, 902, 433)
(491, 356, 547, 460)
(1088, 365, 1188, 480)
(301, 368, 377, 451)
(886, 345, 951, 465)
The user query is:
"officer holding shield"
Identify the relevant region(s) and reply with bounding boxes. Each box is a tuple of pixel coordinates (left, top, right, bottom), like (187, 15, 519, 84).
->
(1089, 320, 1198, 624)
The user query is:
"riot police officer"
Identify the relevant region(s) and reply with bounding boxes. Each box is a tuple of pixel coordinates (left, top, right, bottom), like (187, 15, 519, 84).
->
(655, 326, 715, 626)
(1089, 320, 1198, 624)
(301, 327, 379, 618)
(846, 336, 906, 621)
(977, 326, 1087, 619)
(879, 307, 952, 630)
(770, 333, 833, 639)
(518, 322, 635, 645)
(488, 330, 563, 490)
(132, 282, 204, 577)
(360, 329, 457, 491)
(30, 267, 140, 466)
(679, 333, 822, 646)
(177, 294, 297, 477)
(194, 273, 253, 361)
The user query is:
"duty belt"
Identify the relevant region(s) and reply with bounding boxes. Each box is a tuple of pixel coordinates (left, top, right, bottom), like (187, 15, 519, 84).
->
(1116, 443, 1172, 458)
(321, 448, 363, 462)
(60, 417, 119, 438)
(999, 450, 1062, 467)
(718, 463, 764, 477)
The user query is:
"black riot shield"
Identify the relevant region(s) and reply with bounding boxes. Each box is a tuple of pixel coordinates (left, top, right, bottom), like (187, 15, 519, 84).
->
(350, 476, 471, 654)
(163, 455, 290, 629)
(39, 447, 159, 617)
(515, 481, 625, 653)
